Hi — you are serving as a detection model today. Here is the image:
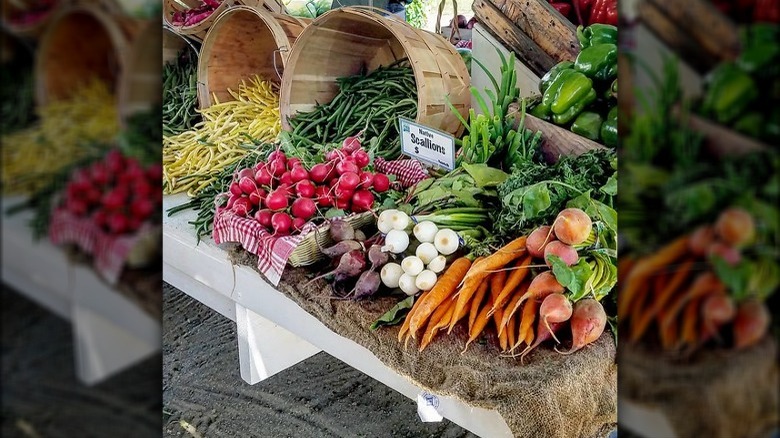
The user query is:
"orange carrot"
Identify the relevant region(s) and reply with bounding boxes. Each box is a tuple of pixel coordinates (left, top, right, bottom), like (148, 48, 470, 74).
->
(500, 271, 563, 330)
(491, 255, 532, 313)
(507, 311, 518, 349)
(488, 270, 508, 350)
(619, 235, 690, 317)
(678, 297, 701, 349)
(512, 298, 539, 351)
(468, 278, 491, 331)
(496, 282, 527, 336)
(629, 258, 695, 342)
(409, 257, 472, 339)
(463, 296, 494, 352)
(462, 236, 528, 284)
(659, 271, 723, 331)
(617, 255, 636, 286)
(660, 315, 678, 349)
(419, 297, 456, 351)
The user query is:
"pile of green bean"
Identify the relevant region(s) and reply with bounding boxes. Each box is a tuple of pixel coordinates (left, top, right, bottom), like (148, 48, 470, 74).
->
(163, 48, 200, 136)
(287, 59, 418, 159)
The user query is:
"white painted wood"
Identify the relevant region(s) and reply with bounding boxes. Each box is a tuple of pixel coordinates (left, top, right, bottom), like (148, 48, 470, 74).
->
(471, 23, 541, 107)
(235, 304, 321, 385)
(619, 399, 678, 438)
(164, 262, 237, 322)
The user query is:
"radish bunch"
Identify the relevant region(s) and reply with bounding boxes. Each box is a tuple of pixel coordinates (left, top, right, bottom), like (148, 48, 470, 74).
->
(225, 140, 390, 236)
(170, 0, 221, 27)
(60, 150, 162, 235)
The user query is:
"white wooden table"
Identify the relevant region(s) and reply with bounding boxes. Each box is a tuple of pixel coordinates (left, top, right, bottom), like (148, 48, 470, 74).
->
(162, 193, 514, 437)
(1, 196, 161, 386)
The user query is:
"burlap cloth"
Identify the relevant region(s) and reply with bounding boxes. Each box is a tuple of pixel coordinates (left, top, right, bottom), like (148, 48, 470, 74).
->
(230, 249, 617, 438)
(65, 246, 162, 320)
(620, 339, 779, 438)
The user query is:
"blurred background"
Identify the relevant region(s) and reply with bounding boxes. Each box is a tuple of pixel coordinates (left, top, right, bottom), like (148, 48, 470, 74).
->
(617, 0, 779, 437)
(1, 0, 162, 436)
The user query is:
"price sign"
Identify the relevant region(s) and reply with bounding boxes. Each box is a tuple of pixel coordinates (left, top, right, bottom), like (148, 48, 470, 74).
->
(399, 117, 456, 171)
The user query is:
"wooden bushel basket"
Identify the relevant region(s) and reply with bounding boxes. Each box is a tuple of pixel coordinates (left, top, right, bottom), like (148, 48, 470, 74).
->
(163, 0, 236, 42)
(197, 5, 310, 108)
(279, 6, 471, 138)
(118, 19, 163, 127)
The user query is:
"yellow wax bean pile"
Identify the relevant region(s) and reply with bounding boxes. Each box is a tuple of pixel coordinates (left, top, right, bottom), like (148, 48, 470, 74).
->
(163, 76, 281, 196)
(1, 80, 118, 195)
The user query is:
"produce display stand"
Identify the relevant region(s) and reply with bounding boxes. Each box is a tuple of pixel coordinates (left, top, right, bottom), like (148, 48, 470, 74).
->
(162, 193, 515, 437)
(1, 197, 160, 386)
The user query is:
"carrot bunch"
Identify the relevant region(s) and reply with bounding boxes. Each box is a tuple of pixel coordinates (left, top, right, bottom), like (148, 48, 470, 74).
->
(620, 207, 772, 352)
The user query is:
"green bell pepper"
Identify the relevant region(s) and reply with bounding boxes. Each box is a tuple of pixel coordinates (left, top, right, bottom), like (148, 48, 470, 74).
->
(551, 88, 597, 125)
(605, 78, 618, 100)
(764, 108, 780, 142)
(732, 112, 764, 139)
(571, 111, 604, 141)
(600, 106, 618, 147)
(574, 43, 617, 81)
(539, 61, 574, 94)
(576, 24, 618, 49)
(702, 63, 759, 124)
(737, 43, 780, 74)
(538, 68, 577, 116)
(549, 70, 593, 115)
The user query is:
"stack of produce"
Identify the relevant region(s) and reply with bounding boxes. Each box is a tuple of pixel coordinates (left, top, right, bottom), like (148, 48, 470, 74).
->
(546, 0, 617, 26)
(527, 23, 618, 147)
(284, 59, 417, 160)
(1, 79, 118, 194)
(697, 23, 779, 143)
(169, 0, 222, 26)
(163, 47, 200, 136)
(709, 0, 779, 24)
(163, 75, 281, 196)
(219, 139, 391, 236)
(55, 150, 162, 235)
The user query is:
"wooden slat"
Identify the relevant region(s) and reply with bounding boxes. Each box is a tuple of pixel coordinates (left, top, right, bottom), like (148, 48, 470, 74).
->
(486, 0, 579, 63)
(672, 105, 770, 157)
(507, 103, 606, 163)
(472, 0, 555, 77)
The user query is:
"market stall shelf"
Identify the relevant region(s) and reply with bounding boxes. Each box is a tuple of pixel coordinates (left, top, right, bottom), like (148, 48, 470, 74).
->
(162, 193, 514, 437)
(1, 197, 160, 386)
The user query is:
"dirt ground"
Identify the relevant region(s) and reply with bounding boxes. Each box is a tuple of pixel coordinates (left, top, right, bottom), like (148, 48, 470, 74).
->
(1, 286, 161, 438)
(162, 282, 477, 438)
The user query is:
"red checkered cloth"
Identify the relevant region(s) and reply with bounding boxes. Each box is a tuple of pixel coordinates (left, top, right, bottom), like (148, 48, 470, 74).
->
(48, 209, 156, 285)
(455, 40, 472, 49)
(374, 157, 430, 188)
(212, 208, 321, 286)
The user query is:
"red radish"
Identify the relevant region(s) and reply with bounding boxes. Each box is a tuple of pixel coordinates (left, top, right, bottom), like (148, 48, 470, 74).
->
(339, 172, 360, 191)
(306, 249, 367, 285)
(293, 217, 307, 232)
(352, 149, 370, 168)
(715, 207, 755, 247)
(268, 150, 286, 163)
(707, 241, 742, 266)
(268, 159, 286, 177)
(108, 212, 129, 234)
(254, 167, 273, 186)
(93, 209, 109, 229)
(248, 188, 266, 206)
(229, 182, 243, 196)
(145, 163, 162, 181)
(68, 199, 88, 216)
(253, 162, 266, 173)
(90, 163, 110, 185)
(314, 186, 333, 207)
(85, 187, 102, 205)
(290, 166, 309, 183)
(733, 299, 770, 349)
(309, 163, 330, 183)
(291, 198, 317, 220)
(342, 135, 361, 153)
(335, 197, 351, 210)
(238, 168, 254, 181)
(280, 171, 294, 186)
(325, 149, 342, 162)
(226, 193, 240, 209)
(358, 171, 373, 188)
(131, 199, 155, 220)
(239, 176, 257, 194)
(134, 180, 153, 198)
(296, 180, 316, 198)
(102, 188, 128, 211)
(372, 173, 390, 192)
(527, 225, 554, 259)
(254, 209, 273, 228)
(538, 293, 573, 343)
(325, 163, 338, 181)
(277, 183, 294, 197)
(336, 160, 359, 176)
(334, 185, 353, 202)
(271, 212, 293, 235)
(544, 241, 579, 267)
(232, 197, 251, 216)
(286, 157, 302, 169)
(105, 150, 124, 173)
(689, 225, 715, 256)
(264, 190, 288, 211)
(329, 178, 339, 188)
(351, 190, 374, 212)
(553, 208, 593, 245)
(556, 298, 607, 355)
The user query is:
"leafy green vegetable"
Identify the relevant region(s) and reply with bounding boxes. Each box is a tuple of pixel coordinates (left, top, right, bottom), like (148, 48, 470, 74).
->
(548, 256, 593, 301)
(461, 163, 509, 188)
(370, 296, 415, 330)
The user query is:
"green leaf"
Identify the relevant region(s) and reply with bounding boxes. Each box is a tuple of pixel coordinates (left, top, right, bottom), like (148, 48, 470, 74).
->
(461, 163, 509, 188)
(548, 255, 575, 289)
(370, 296, 416, 330)
(594, 201, 618, 233)
(522, 184, 552, 219)
(325, 208, 346, 219)
(600, 173, 618, 196)
(549, 256, 593, 301)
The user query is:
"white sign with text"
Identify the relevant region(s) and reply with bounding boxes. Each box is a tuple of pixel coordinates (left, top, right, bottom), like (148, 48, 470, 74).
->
(399, 117, 456, 171)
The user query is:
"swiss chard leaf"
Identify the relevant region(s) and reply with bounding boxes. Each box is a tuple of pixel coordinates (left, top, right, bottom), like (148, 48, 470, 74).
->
(548, 256, 593, 300)
(370, 295, 415, 330)
(462, 163, 509, 188)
